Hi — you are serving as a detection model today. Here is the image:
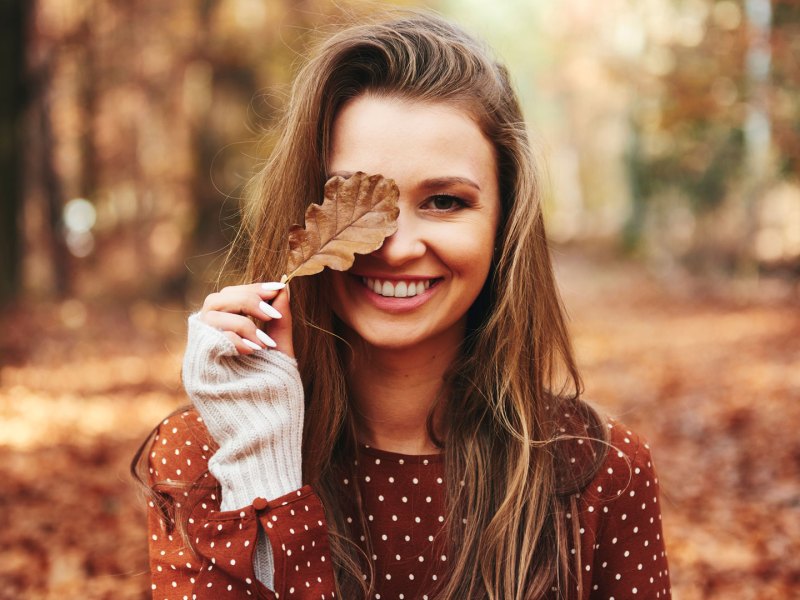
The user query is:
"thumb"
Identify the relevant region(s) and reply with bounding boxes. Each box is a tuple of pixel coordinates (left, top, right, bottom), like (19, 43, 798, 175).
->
(264, 286, 295, 358)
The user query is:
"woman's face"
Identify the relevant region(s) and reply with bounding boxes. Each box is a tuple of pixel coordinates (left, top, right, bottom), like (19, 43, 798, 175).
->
(327, 95, 501, 352)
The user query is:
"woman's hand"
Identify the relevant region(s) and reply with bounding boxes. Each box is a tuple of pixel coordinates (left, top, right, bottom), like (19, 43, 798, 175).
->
(197, 282, 294, 357)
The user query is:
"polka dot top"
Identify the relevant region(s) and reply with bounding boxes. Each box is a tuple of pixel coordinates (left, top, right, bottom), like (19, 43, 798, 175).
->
(146, 410, 671, 599)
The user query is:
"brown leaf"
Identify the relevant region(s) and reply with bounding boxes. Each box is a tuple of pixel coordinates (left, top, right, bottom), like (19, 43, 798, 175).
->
(282, 172, 399, 282)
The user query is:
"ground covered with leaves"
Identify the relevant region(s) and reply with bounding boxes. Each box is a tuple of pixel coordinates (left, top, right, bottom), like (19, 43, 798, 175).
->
(1, 250, 798, 599)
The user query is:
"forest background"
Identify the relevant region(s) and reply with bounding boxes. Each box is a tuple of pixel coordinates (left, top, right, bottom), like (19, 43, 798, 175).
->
(0, 0, 798, 598)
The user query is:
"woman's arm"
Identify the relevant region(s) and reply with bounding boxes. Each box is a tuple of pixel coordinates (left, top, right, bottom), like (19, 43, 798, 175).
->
(147, 283, 337, 598)
(182, 284, 303, 591)
(146, 410, 336, 600)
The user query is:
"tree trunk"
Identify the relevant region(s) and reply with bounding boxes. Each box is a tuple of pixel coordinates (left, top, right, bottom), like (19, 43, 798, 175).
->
(742, 0, 774, 271)
(0, 0, 29, 304)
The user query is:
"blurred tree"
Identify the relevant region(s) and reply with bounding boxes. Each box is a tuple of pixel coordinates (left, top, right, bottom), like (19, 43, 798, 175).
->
(625, 0, 799, 274)
(772, 0, 800, 176)
(0, 0, 29, 304)
(625, 0, 749, 264)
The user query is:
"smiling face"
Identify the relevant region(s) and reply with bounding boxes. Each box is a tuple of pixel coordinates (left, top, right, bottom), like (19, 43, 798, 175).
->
(326, 94, 501, 353)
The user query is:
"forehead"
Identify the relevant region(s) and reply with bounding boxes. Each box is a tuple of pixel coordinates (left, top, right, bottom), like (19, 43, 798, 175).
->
(328, 95, 497, 184)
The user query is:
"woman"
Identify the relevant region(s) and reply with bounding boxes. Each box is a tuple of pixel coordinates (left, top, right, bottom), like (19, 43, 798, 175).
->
(134, 12, 671, 600)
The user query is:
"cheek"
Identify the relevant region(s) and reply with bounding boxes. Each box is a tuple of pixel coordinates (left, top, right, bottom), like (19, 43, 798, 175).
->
(326, 272, 349, 318)
(326, 271, 370, 339)
(446, 227, 496, 282)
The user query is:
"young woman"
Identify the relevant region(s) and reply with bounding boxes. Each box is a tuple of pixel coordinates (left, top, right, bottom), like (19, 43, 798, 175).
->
(134, 12, 671, 600)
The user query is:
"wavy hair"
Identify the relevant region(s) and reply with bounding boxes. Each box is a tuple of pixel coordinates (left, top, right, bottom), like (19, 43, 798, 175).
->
(135, 10, 608, 599)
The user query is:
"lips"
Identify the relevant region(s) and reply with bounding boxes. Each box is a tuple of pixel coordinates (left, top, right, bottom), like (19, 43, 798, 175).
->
(360, 277, 438, 298)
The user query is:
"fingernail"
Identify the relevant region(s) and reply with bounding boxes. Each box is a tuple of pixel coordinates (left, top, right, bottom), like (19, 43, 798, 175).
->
(256, 329, 277, 348)
(262, 282, 286, 291)
(259, 301, 282, 319)
(243, 339, 262, 351)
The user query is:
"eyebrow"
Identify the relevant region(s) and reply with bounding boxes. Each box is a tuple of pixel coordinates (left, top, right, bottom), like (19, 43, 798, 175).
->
(420, 177, 481, 192)
(328, 171, 481, 192)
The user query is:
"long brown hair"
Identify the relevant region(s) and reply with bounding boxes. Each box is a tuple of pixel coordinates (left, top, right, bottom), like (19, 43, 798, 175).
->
(135, 10, 607, 599)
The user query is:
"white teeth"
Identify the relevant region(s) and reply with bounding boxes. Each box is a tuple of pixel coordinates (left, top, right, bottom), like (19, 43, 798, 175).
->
(362, 277, 435, 298)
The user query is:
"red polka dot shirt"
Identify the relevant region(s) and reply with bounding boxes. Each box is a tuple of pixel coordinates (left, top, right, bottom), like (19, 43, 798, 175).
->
(146, 410, 671, 599)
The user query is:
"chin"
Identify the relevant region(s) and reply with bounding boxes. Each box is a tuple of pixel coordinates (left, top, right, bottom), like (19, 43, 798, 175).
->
(352, 326, 428, 352)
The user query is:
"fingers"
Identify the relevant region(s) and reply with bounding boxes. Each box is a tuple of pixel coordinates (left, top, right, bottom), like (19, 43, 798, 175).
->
(263, 287, 294, 358)
(197, 281, 291, 355)
(201, 283, 286, 321)
(204, 311, 275, 354)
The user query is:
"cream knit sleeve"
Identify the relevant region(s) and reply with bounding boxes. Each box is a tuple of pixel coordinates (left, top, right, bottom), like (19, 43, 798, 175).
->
(181, 313, 305, 592)
(181, 312, 305, 508)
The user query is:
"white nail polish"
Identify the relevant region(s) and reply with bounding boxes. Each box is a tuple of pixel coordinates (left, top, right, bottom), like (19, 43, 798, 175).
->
(243, 339, 262, 351)
(261, 282, 286, 291)
(259, 301, 282, 319)
(256, 329, 277, 348)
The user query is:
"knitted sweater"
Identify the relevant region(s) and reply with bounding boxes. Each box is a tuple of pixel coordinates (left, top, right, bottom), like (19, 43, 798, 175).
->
(146, 410, 671, 599)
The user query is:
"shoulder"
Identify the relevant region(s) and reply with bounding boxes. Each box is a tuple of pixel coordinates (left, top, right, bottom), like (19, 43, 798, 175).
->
(549, 395, 660, 494)
(147, 408, 217, 486)
(580, 419, 662, 511)
(550, 398, 610, 493)
(601, 419, 659, 489)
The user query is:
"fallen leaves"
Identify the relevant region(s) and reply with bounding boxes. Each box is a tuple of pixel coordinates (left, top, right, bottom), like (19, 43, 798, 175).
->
(282, 172, 399, 282)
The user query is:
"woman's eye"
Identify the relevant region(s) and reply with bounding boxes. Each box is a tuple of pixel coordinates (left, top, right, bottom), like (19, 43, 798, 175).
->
(427, 195, 464, 211)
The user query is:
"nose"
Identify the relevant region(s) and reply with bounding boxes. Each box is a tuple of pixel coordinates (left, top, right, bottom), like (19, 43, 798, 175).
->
(372, 210, 426, 266)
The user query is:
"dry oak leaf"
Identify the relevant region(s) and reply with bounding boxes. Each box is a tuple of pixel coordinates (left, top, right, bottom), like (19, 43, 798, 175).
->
(282, 172, 399, 282)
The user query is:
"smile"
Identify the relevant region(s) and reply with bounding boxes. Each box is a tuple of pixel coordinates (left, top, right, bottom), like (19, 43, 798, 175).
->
(360, 277, 438, 298)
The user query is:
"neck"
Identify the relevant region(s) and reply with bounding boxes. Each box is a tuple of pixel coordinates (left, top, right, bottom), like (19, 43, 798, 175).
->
(345, 326, 464, 455)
